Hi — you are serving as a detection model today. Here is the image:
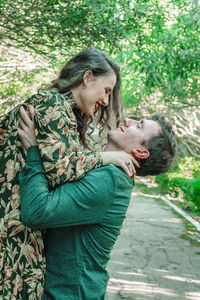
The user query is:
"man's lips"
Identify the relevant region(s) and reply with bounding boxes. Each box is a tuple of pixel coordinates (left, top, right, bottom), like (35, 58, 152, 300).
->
(118, 126, 124, 132)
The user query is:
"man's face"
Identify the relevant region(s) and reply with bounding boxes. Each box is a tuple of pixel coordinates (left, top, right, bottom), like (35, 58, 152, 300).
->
(108, 118, 161, 154)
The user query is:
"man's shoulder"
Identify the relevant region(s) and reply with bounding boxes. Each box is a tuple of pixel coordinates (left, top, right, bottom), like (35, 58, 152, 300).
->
(97, 165, 134, 227)
(88, 164, 134, 190)
(104, 164, 134, 182)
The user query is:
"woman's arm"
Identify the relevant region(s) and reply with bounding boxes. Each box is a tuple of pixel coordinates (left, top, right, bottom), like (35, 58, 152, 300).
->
(19, 91, 138, 188)
(19, 146, 116, 229)
(22, 90, 103, 187)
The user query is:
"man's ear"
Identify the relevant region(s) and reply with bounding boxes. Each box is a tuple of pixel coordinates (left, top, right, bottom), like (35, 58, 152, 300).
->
(83, 70, 93, 86)
(132, 147, 150, 160)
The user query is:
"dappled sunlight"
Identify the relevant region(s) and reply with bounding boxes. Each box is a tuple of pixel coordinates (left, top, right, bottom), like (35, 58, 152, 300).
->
(140, 217, 183, 224)
(162, 218, 183, 223)
(111, 260, 129, 266)
(131, 191, 161, 199)
(154, 269, 169, 273)
(108, 266, 200, 299)
(116, 271, 146, 277)
(185, 292, 200, 300)
(108, 277, 179, 297)
(164, 276, 200, 285)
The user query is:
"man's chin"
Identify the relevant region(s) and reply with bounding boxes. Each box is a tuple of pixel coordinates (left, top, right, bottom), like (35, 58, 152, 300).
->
(107, 130, 113, 141)
(107, 130, 119, 145)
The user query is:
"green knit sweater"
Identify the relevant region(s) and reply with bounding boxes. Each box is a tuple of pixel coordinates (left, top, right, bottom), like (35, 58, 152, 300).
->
(19, 146, 134, 300)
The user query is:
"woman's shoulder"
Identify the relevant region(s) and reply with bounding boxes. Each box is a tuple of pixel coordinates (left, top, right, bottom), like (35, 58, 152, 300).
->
(24, 90, 77, 124)
(24, 89, 75, 108)
(25, 89, 62, 102)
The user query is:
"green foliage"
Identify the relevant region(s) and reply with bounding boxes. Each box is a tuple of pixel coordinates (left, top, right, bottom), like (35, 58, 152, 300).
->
(0, 62, 55, 116)
(156, 157, 200, 213)
(0, 0, 132, 58)
(117, 0, 200, 107)
(0, 0, 199, 106)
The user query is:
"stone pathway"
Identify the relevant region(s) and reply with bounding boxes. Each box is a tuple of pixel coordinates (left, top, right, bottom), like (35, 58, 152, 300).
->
(107, 185, 200, 300)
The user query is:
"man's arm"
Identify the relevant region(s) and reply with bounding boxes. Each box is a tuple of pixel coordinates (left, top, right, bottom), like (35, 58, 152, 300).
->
(19, 146, 117, 229)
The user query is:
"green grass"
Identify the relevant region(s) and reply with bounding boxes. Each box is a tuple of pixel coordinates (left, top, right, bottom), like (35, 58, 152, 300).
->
(155, 157, 200, 215)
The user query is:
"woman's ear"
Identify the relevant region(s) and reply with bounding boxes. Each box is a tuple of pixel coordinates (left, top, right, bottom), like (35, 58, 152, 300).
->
(132, 147, 150, 159)
(83, 70, 93, 86)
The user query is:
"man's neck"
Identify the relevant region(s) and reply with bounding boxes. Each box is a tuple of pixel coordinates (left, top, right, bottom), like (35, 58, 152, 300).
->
(104, 142, 121, 151)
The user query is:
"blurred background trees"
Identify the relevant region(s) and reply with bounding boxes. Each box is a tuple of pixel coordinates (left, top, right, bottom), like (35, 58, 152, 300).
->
(0, 0, 199, 214)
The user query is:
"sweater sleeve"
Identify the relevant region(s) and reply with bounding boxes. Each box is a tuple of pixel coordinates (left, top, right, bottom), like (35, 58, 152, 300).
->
(19, 146, 116, 229)
(25, 90, 103, 188)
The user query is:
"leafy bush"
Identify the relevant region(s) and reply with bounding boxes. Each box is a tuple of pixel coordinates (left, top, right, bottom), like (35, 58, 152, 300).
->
(156, 157, 200, 213)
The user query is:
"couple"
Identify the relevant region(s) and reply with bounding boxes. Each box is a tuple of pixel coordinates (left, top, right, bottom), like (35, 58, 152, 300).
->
(0, 48, 176, 299)
(18, 107, 176, 300)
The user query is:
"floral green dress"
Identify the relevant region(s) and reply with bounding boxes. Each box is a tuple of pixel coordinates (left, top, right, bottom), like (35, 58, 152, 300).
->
(0, 90, 103, 299)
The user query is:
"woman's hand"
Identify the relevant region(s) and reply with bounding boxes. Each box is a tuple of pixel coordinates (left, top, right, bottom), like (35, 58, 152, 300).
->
(101, 151, 140, 178)
(17, 105, 37, 150)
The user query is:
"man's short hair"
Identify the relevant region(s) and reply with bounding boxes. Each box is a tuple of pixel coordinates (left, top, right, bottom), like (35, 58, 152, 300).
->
(136, 114, 176, 176)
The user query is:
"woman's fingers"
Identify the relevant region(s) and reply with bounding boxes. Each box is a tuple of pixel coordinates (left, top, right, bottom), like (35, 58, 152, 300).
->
(101, 151, 139, 178)
(124, 153, 140, 177)
(121, 163, 134, 178)
(125, 161, 136, 177)
(130, 156, 140, 169)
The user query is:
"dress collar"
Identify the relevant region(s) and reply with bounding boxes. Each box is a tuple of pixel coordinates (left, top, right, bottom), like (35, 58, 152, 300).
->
(63, 90, 77, 108)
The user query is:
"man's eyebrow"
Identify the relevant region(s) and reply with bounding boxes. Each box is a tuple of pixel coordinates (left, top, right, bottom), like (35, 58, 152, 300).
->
(141, 119, 145, 128)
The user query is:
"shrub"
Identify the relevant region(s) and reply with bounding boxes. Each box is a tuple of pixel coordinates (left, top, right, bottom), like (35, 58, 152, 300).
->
(156, 157, 200, 213)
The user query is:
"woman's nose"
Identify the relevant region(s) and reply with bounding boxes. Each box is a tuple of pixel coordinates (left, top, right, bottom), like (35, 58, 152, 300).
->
(102, 96, 109, 107)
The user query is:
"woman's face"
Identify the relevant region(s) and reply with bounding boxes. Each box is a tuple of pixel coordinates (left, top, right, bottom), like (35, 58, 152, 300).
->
(77, 71, 117, 116)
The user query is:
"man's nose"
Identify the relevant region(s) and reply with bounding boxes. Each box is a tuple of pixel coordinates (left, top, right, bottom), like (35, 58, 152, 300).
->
(124, 118, 137, 127)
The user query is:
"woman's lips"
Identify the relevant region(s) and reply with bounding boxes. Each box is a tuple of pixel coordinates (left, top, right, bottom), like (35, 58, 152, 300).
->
(95, 102, 102, 111)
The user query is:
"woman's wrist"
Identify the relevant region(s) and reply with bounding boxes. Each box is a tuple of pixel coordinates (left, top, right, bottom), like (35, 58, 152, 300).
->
(101, 152, 110, 166)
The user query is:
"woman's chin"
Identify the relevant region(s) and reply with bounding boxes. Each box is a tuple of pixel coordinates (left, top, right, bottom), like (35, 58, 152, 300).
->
(82, 110, 93, 116)
(81, 105, 98, 116)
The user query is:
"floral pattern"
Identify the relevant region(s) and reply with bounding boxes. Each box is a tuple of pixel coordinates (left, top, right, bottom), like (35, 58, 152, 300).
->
(0, 90, 103, 299)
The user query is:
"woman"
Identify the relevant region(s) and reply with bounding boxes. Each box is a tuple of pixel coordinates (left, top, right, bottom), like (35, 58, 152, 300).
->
(0, 48, 137, 299)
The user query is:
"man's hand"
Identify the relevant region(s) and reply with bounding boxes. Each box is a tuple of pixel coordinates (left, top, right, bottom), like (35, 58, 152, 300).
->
(18, 105, 37, 150)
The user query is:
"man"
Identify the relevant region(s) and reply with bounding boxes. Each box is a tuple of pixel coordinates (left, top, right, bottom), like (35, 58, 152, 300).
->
(18, 109, 176, 299)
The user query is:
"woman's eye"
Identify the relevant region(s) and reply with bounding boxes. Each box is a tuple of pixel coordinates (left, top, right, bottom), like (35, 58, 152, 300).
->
(137, 123, 141, 129)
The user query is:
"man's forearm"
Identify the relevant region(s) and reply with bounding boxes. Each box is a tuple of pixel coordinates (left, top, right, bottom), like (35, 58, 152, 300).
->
(19, 146, 116, 229)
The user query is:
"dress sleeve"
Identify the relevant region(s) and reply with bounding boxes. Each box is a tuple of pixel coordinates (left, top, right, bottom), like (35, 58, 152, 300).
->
(19, 146, 116, 229)
(27, 90, 103, 187)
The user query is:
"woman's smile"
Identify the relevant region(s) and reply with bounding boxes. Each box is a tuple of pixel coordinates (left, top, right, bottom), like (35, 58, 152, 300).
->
(94, 101, 102, 111)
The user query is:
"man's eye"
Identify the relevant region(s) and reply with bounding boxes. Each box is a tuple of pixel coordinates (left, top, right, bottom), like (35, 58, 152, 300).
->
(137, 123, 141, 129)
